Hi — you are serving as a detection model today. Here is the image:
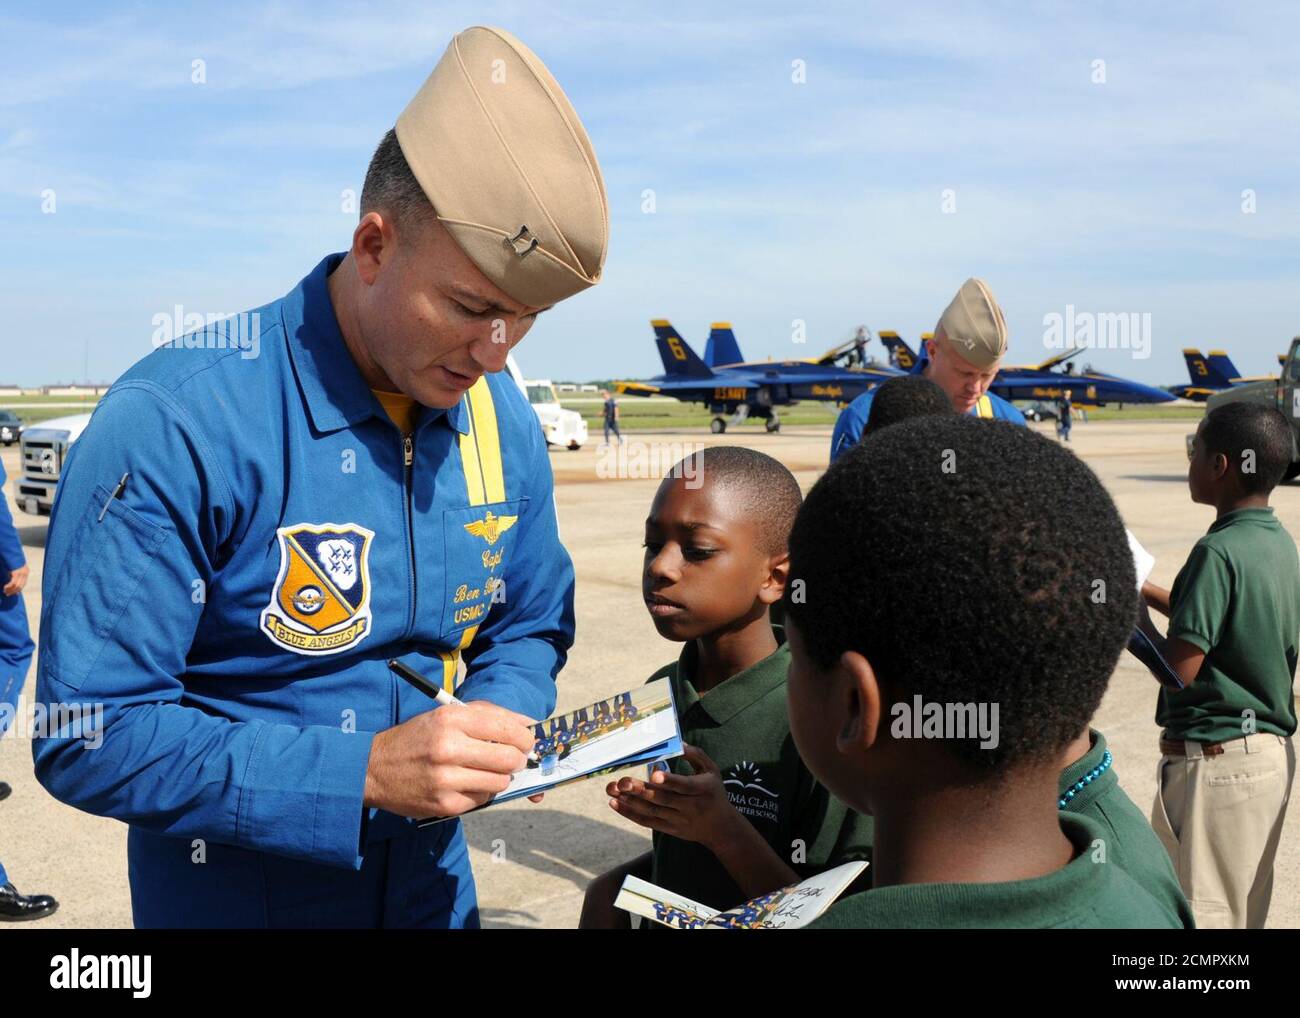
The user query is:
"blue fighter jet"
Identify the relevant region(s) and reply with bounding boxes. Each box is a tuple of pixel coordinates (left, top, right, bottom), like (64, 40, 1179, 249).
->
(879, 332, 1176, 406)
(614, 321, 899, 433)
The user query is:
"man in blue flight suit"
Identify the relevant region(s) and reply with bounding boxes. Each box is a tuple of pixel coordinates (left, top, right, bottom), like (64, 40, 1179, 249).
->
(0, 459, 59, 920)
(830, 278, 1026, 461)
(34, 26, 608, 928)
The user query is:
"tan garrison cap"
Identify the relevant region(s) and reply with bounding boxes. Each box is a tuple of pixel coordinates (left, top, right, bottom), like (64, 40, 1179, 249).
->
(933, 278, 1009, 369)
(396, 26, 608, 308)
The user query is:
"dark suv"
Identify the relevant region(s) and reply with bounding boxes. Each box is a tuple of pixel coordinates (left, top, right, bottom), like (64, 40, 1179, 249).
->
(0, 410, 22, 446)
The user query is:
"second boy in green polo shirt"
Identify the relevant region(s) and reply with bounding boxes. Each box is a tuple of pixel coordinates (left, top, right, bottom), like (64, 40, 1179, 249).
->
(579, 447, 872, 927)
(785, 417, 1180, 929)
(1139, 403, 1300, 928)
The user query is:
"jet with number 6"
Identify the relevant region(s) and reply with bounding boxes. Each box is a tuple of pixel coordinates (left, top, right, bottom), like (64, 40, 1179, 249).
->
(613, 321, 898, 433)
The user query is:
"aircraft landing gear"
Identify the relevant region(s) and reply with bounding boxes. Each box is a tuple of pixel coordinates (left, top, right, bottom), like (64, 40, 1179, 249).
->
(765, 413, 780, 433)
(710, 417, 726, 434)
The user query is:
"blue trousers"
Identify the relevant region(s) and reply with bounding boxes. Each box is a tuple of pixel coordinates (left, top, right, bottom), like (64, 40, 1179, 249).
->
(603, 420, 621, 443)
(0, 589, 34, 891)
(0, 589, 33, 731)
(128, 820, 480, 928)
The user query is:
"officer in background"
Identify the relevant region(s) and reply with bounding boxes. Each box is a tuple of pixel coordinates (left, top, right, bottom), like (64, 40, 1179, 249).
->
(831, 278, 1025, 461)
(35, 26, 607, 928)
(0, 459, 58, 921)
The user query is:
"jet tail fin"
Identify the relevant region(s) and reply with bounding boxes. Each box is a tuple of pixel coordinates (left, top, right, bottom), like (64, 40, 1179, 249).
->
(704, 322, 744, 367)
(1184, 348, 1232, 388)
(1206, 350, 1242, 384)
(878, 331, 918, 371)
(652, 320, 713, 378)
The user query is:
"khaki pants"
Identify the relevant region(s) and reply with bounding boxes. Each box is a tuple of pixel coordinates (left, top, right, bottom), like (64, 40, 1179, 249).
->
(1151, 733, 1295, 929)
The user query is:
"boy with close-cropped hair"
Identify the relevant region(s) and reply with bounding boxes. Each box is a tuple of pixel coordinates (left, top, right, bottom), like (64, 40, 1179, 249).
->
(785, 416, 1180, 928)
(579, 446, 872, 928)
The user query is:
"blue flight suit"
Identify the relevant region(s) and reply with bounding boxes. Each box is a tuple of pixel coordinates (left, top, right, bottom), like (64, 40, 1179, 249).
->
(830, 345, 1026, 462)
(33, 253, 575, 928)
(1, 460, 36, 889)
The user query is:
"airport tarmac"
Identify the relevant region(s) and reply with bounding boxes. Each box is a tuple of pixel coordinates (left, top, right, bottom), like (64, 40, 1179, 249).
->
(2, 418, 1298, 929)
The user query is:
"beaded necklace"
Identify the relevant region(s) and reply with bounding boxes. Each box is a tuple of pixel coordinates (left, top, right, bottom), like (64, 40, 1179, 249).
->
(1058, 749, 1112, 809)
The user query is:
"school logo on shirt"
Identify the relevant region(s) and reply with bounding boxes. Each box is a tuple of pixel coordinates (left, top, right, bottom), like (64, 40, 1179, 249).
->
(723, 760, 780, 824)
(260, 523, 374, 656)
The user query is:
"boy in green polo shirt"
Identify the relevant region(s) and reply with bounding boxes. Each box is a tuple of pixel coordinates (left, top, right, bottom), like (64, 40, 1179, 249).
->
(784, 416, 1180, 928)
(579, 447, 873, 929)
(1137, 402, 1299, 929)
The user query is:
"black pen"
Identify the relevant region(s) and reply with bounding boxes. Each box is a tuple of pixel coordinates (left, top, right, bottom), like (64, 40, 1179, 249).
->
(387, 658, 540, 762)
(98, 472, 130, 522)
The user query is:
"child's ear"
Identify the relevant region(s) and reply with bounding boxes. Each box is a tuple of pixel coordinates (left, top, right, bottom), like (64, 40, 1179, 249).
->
(757, 551, 790, 605)
(835, 650, 883, 754)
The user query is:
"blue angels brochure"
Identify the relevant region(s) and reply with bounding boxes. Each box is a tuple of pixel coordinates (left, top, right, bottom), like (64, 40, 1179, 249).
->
(419, 677, 683, 824)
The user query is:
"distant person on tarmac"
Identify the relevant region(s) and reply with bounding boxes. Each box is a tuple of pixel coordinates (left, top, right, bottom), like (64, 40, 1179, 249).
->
(1057, 389, 1074, 442)
(601, 388, 622, 445)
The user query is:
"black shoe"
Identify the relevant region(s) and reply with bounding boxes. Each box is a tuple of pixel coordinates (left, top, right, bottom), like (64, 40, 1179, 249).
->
(0, 883, 59, 921)
(0, 782, 10, 801)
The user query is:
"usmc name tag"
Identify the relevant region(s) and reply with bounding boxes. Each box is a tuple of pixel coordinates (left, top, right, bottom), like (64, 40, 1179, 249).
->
(441, 499, 526, 638)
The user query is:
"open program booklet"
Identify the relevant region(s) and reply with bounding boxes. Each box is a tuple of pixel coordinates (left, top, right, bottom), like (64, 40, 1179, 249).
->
(420, 678, 683, 824)
(616, 860, 869, 929)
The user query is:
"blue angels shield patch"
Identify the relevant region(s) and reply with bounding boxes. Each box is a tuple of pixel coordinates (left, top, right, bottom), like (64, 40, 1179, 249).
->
(260, 522, 375, 655)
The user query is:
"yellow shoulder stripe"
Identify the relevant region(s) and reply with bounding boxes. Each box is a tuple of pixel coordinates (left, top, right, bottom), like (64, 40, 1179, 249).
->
(441, 376, 507, 689)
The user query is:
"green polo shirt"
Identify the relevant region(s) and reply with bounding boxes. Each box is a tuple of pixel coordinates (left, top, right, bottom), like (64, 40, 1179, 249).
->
(1059, 729, 1193, 928)
(807, 813, 1181, 929)
(647, 631, 874, 909)
(1157, 508, 1300, 743)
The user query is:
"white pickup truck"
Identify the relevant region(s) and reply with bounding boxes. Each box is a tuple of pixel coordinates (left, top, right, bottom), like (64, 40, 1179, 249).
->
(12, 412, 93, 515)
(505, 355, 587, 450)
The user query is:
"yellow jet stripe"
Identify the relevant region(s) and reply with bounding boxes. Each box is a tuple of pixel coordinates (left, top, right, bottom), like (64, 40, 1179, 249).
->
(440, 377, 507, 690)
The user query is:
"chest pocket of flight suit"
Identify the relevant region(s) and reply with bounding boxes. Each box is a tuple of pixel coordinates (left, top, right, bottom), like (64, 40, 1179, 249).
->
(44, 483, 168, 693)
(440, 497, 528, 641)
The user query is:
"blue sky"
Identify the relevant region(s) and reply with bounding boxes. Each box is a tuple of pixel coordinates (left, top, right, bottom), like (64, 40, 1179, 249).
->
(2, 1, 1298, 386)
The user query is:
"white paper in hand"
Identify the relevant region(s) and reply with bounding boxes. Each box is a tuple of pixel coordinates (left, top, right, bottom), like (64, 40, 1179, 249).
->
(1126, 528, 1155, 592)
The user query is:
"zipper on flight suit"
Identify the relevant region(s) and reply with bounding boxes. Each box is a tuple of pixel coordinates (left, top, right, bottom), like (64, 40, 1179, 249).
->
(402, 433, 416, 638)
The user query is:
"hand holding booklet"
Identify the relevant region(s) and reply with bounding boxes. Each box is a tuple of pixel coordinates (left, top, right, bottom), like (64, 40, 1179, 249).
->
(419, 678, 683, 824)
(1123, 529, 1184, 690)
(615, 860, 868, 929)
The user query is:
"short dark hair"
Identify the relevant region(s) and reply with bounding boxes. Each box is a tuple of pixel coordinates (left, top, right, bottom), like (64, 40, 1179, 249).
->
(1200, 402, 1293, 495)
(360, 128, 436, 229)
(667, 446, 802, 555)
(784, 416, 1135, 770)
(864, 376, 953, 436)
